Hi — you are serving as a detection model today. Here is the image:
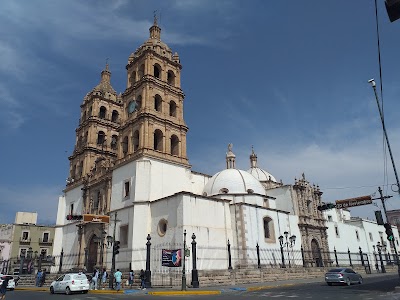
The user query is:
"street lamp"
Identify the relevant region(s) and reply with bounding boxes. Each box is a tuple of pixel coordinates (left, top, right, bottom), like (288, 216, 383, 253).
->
(278, 235, 286, 268)
(282, 232, 296, 267)
(377, 242, 386, 273)
(181, 230, 187, 291)
(93, 230, 113, 268)
(289, 235, 296, 266)
(372, 245, 379, 272)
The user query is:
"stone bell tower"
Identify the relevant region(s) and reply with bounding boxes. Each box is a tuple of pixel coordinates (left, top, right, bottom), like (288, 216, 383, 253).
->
(67, 64, 122, 188)
(117, 15, 189, 166)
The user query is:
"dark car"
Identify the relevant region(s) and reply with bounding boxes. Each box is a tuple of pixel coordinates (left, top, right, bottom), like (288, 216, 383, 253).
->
(325, 268, 362, 286)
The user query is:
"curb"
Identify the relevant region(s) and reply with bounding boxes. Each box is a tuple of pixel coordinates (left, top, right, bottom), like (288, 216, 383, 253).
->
(15, 287, 48, 292)
(148, 291, 221, 295)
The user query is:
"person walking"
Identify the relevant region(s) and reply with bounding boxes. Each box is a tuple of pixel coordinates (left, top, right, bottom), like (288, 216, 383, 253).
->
(101, 268, 108, 289)
(91, 268, 99, 290)
(35, 269, 43, 287)
(114, 269, 122, 291)
(139, 269, 146, 290)
(0, 275, 10, 300)
(128, 270, 134, 288)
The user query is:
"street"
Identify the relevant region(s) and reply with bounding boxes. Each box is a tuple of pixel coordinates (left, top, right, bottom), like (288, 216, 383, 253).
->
(6, 274, 400, 300)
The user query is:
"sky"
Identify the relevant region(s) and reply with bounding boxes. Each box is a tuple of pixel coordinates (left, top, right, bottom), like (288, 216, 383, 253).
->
(1, 0, 400, 224)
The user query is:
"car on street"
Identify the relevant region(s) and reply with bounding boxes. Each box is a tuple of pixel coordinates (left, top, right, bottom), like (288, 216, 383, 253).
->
(325, 268, 363, 286)
(0, 274, 15, 290)
(50, 273, 89, 294)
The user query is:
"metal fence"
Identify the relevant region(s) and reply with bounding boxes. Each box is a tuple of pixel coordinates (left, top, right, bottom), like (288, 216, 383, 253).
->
(1, 244, 396, 286)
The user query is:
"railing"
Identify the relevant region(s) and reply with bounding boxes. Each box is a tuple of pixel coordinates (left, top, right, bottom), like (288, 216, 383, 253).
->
(39, 238, 53, 244)
(19, 238, 31, 243)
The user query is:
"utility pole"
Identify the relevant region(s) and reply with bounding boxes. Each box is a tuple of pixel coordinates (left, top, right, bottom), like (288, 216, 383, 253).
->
(376, 186, 400, 278)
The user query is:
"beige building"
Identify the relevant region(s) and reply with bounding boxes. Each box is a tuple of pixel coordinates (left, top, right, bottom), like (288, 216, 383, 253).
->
(2, 212, 55, 274)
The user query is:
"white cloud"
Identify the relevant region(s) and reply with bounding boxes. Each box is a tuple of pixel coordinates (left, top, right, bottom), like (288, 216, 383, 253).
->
(0, 84, 25, 131)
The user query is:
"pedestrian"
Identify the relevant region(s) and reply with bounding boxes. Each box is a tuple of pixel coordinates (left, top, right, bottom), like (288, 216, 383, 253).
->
(91, 268, 99, 290)
(101, 268, 108, 289)
(0, 275, 10, 300)
(40, 269, 46, 287)
(114, 268, 122, 291)
(139, 269, 146, 290)
(128, 270, 134, 288)
(36, 269, 43, 287)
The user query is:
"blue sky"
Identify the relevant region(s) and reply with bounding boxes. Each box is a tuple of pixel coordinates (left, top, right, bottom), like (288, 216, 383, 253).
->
(1, 0, 400, 224)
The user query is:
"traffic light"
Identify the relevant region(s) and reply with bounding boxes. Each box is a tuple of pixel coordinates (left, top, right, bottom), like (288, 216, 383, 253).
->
(317, 203, 336, 211)
(384, 223, 394, 241)
(113, 241, 120, 255)
(66, 215, 83, 221)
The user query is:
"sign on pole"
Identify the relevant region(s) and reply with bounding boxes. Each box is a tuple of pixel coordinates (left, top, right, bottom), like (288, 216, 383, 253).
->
(335, 195, 372, 209)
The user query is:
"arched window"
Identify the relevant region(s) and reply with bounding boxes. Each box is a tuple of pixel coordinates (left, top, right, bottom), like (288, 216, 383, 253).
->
(122, 136, 128, 154)
(154, 64, 161, 79)
(169, 101, 177, 117)
(138, 64, 145, 78)
(263, 217, 275, 241)
(130, 71, 136, 85)
(154, 95, 162, 112)
(78, 161, 83, 177)
(167, 70, 175, 86)
(171, 135, 179, 156)
(133, 130, 139, 152)
(154, 129, 163, 151)
(99, 106, 106, 119)
(97, 131, 105, 145)
(71, 164, 76, 178)
(111, 135, 118, 150)
(111, 110, 119, 122)
(136, 95, 142, 110)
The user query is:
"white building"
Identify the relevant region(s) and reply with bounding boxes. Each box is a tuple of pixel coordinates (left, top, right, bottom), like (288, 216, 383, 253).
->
(52, 18, 397, 274)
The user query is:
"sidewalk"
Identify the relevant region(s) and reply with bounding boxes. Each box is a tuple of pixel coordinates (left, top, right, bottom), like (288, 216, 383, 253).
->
(15, 272, 399, 295)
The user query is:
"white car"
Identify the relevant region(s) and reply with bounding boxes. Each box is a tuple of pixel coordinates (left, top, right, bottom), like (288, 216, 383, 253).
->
(50, 273, 89, 295)
(0, 274, 15, 290)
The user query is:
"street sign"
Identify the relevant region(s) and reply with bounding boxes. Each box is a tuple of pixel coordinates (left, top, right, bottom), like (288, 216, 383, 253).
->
(335, 195, 372, 209)
(83, 214, 110, 223)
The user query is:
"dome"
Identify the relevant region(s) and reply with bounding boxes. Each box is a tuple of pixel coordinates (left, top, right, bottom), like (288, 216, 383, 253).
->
(203, 169, 266, 196)
(247, 167, 277, 182)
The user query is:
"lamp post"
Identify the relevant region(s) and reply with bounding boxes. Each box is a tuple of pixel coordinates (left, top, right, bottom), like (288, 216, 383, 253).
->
(181, 230, 187, 291)
(93, 230, 112, 268)
(278, 235, 286, 268)
(283, 232, 296, 267)
(377, 242, 386, 273)
(373, 245, 379, 272)
(289, 235, 296, 267)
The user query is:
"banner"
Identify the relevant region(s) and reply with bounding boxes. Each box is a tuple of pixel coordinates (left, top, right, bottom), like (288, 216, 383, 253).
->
(162, 249, 182, 267)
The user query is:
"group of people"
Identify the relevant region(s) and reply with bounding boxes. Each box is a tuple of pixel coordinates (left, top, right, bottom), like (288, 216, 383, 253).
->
(90, 268, 147, 291)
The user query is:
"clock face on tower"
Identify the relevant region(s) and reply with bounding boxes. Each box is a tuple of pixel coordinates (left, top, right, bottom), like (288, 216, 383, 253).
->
(128, 101, 137, 114)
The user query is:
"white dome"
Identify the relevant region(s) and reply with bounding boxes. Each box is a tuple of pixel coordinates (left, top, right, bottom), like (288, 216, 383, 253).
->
(203, 169, 266, 196)
(247, 167, 277, 182)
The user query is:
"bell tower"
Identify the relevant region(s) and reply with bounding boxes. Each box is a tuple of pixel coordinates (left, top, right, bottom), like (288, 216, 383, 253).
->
(67, 64, 122, 187)
(118, 16, 189, 166)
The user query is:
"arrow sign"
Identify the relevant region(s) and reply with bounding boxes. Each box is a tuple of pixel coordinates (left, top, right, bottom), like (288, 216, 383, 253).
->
(335, 195, 372, 209)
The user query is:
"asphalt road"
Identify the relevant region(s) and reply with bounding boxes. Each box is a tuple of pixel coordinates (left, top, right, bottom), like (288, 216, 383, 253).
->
(5, 274, 400, 300)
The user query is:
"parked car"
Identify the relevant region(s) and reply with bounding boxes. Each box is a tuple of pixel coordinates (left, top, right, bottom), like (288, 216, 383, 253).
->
(325, 268, 363, 286)
(50, 273, 89, 294)
(0, 274, 16, 290)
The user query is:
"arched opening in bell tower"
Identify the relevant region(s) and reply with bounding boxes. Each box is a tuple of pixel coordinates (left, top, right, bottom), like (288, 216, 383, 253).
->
(171, 135, 179, 156)
(169, 100, 176, 117)
(133, 130, 139, 152)
(138, 64, 145, 78)
(99, 106, 106, 119)
(97, 131, 105, 145)
(111, 110, 119, 123)
(154, 64, 161, 79)
(154, 95, 162, 112)
(154, 129, 163, 151)
(167, 70, 175, 86)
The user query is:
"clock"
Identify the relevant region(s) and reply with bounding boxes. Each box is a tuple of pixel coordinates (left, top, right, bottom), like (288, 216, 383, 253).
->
(128, 101, 137, 114)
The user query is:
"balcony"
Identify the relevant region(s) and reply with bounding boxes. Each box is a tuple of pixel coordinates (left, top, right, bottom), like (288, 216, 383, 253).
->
(39, 238, 53, 245)
(19, 237, 31, 244)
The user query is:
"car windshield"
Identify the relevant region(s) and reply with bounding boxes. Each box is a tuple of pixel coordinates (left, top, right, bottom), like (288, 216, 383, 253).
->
(73, 274, 87, 280)
(327, 269, 343, 273)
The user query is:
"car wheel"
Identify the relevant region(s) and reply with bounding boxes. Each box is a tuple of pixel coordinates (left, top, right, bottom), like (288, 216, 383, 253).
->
(346, 277, 351, 286)
(50, 287, 54, 294)
(358, 276, 363, 284)
(327, 282, 332, 286)
(66, 287, 71, 295)
(83, 290, 88, 294)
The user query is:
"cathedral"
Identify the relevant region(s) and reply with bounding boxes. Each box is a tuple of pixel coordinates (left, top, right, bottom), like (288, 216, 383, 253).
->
(53, 17, 396, 274)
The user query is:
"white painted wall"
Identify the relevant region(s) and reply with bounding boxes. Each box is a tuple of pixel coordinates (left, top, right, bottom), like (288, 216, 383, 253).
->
(266, 186, 295, 214)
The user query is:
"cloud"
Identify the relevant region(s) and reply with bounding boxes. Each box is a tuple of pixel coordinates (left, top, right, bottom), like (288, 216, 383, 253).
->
(0, 184, 62, 225)
(0, 84, 25, 131)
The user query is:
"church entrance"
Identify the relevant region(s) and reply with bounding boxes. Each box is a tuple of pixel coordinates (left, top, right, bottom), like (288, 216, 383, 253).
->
(87, 235, 98, 273)
(311, 239, 323, 267)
